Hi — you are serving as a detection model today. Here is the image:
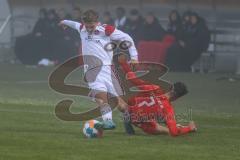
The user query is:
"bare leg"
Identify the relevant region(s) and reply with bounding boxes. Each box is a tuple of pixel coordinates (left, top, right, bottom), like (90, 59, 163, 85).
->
(153, 123, 169, 135)
(115, 96, 136, 134)
(116, 96, 128, 112)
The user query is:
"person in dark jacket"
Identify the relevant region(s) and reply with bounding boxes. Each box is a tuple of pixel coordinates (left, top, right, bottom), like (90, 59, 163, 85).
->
(166, 12, 210, 71)
(102, 11, 114, 25)
(125, 9, 144, 45)
(167, 10, 183, 40)
(183, 12, 210, 68)
(44, 9, 61, 61)
(114, 7, 130, 32)
(72, 7, 82, 22)
(141, 12, 166, 41)
(53, 8, 78, 63)
(32, 8, 48, 36)
(71, 7, 82, 56)
(15, 8, 49, 65)
(179, 10, 192, 43)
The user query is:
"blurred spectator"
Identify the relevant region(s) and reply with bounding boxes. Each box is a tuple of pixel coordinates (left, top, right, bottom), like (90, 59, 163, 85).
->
(70, 7, 82, 54)
(15, 8, 49, 65)
(166, 12, 210, 71)
(15, 8, 81, 65)
(182, 11, 192, 26)
(57, 8, 71, 20)
(46, 9, 59, 35)
(167, 10, 183, 40)
(32, 8, 48, 36)
(103, 11, 114, 25)
(45, 9, 61, 61)
(183, 12, 210, 67)
(125, 9, 144, 45)
(181, 10, 192, 41)
(114, 7, 129, 31)
(141, 12, 166, 41)
(54, 8, 78, 62)
(31, 8, 49, 62)
(72, 7, 82, 22)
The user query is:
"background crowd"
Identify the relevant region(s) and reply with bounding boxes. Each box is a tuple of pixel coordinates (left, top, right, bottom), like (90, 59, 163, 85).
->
(15, 7, 210, 71)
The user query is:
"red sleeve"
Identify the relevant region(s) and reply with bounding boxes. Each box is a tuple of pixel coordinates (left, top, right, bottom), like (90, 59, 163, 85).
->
(105, 24, 115, 36)
(160, 96, 192, 136)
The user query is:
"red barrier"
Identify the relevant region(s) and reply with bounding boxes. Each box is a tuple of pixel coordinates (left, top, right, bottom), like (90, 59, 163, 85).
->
(137, 35, 175, 63)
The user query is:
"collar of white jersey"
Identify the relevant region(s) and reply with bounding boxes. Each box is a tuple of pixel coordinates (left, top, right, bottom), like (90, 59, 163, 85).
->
(81, 22, 103, 32)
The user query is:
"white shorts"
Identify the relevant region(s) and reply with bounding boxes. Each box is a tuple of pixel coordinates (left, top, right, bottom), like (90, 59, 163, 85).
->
(84, 65, 123, 98)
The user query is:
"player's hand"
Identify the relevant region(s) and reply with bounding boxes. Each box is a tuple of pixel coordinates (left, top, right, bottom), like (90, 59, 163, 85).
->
(189, 121, 197, 132)
(58, 21, 68, 30)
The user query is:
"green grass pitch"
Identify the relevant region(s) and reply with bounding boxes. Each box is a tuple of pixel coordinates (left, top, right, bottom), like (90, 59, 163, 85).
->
(0, 64, 240, 160)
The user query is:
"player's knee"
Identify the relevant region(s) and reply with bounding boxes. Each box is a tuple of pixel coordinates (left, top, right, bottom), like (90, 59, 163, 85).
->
(96, 98, 108, 105)
(117, 104, 127, 112)
(117, 100, 128, 112)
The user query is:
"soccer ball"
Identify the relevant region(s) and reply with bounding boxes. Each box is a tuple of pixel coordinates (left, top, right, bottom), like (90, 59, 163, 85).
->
(82, 120, 103, 138)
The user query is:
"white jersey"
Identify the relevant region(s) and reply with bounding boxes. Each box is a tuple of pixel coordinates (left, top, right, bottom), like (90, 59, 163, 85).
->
(62, 20, 138, 97)
(62, 20, 138, 68)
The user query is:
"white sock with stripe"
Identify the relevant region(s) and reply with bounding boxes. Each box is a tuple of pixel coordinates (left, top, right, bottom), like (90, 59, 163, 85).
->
(100, 104, 113, 121)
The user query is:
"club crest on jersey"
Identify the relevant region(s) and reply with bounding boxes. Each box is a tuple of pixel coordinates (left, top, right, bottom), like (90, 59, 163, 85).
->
(87, 35, 93, 39)
(94, 30, 100, 35)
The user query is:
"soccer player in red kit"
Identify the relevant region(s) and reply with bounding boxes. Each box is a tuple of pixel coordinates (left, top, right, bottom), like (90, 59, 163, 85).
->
(119, 61, 197, 136)
(126, 82, 197, 136)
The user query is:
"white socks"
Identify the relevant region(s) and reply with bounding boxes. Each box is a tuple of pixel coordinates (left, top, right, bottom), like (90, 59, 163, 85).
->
(100, 104, 113, 121)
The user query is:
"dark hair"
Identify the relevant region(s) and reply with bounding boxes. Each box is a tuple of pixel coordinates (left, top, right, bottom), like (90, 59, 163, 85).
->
(146, 12, 155, 17)
(47, 9, 58, 20)
(116, 7, 125, 14)
(169, 10, 180, 18)
(169, 82, 188, 101)
(48, 9, 56, 14)
(130, 9, 139, 16)
(190, 12, 199, 19)
(82, 9, 99, 23)
(103, 11, 111, 16)
(182, 10, 192, 19)
(174, 82, 188, 96)
(145, 12, 159, 25)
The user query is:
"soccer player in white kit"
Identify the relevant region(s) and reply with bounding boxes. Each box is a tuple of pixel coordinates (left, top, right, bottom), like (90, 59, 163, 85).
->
(59, 10, 138, 129)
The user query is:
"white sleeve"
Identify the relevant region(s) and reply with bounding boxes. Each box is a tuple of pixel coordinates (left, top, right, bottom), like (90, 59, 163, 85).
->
(110, 29, 138, 61)
(62, 20, 81, 33)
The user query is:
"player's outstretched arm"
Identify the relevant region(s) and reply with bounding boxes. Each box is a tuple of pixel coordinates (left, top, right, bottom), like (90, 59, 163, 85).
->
(59, 20, 81, 32)
(109, 29, 138, 63)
